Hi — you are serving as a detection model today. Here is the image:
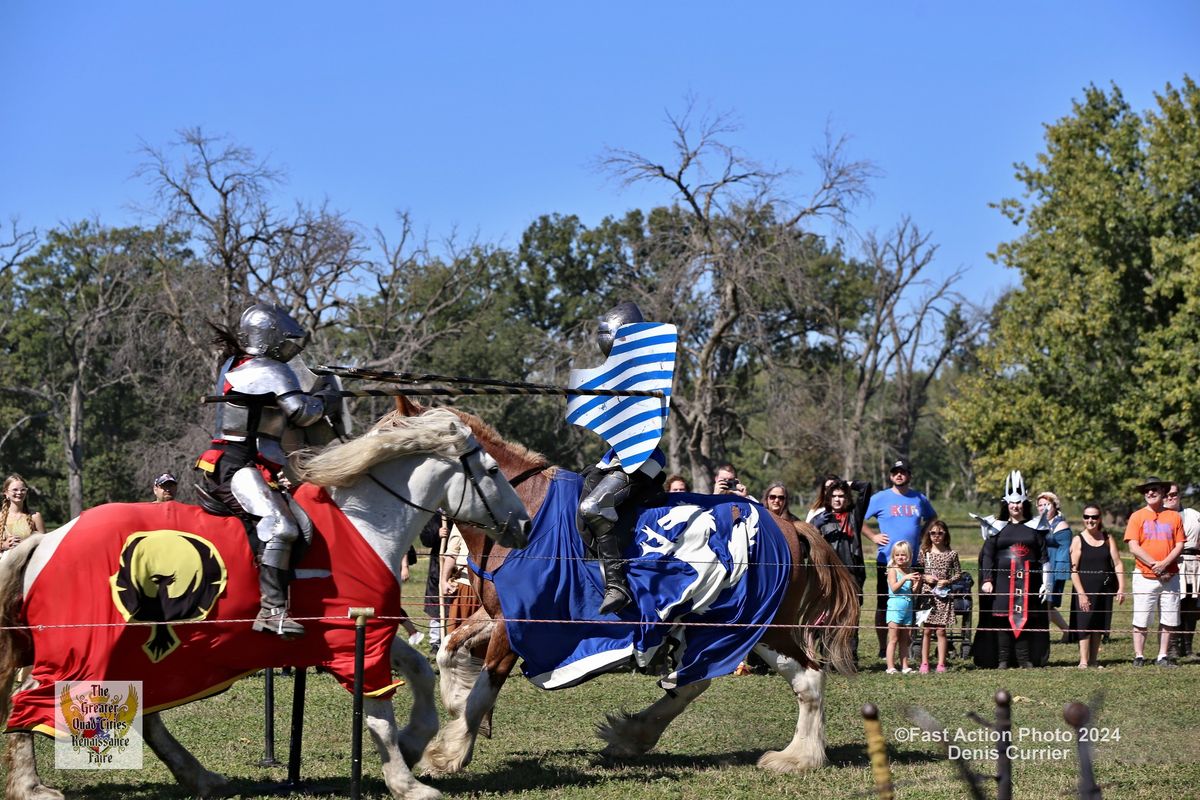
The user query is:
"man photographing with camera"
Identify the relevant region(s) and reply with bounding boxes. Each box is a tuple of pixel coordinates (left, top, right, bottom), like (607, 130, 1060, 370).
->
(713, 463, 749, 497)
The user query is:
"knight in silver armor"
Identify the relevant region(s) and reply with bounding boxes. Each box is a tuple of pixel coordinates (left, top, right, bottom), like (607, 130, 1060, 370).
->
(577, 301, 666, 615)
(197, 303, 337, 639)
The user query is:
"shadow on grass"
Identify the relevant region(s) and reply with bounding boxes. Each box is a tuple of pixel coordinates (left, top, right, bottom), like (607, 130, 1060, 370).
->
(430, 748, 783, 793)
(430, 744, 947, 794)
(431, 752, 601, 793)
(825, 741, 942, 768)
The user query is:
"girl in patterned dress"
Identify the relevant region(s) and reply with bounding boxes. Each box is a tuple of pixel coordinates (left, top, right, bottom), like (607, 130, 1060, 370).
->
(918, 520, 963, 673)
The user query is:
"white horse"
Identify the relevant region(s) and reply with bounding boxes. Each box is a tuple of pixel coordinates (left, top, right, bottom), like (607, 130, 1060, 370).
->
(0, 408, 530, 800)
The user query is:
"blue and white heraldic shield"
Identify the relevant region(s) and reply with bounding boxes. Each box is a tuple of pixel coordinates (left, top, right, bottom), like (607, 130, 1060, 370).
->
(566, 322, 677, 474)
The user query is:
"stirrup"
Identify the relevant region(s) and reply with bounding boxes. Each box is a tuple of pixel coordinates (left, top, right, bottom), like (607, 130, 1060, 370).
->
(599, 583, 633, 615)
(252, 607, 306, 639)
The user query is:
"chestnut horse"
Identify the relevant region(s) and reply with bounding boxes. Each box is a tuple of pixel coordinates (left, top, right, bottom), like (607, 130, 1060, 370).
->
(390, 401, 859, 776)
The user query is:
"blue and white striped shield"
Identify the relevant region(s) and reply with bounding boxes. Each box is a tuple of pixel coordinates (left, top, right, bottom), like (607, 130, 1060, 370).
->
(566, 322, 677, 474)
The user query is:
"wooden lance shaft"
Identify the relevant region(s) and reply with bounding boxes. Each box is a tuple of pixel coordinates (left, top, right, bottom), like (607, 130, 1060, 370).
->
(202, 384, 665, 403)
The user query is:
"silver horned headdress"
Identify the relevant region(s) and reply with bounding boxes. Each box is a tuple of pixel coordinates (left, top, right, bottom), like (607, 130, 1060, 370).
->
(1002, 470, 1028, 504)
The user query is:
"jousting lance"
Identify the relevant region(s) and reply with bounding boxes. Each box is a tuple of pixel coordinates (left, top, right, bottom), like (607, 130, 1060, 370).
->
(314, 364, 665, 397)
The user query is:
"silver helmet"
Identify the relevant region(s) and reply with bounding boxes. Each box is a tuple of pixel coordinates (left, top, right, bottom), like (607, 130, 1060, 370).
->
(238, 303, 306, 362)
(597, 301, 644, 357)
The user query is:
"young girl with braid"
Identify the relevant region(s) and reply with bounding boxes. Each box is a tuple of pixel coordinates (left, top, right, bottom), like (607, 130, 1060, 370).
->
(0, 474, 45, 555)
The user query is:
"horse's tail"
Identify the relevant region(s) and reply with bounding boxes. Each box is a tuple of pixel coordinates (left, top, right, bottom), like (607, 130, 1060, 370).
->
(791, 521, 859, 676)
(0, 534, 40, 725)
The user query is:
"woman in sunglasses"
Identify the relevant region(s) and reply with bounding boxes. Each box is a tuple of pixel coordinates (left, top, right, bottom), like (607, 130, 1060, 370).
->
(1067, 505, 1126, 668)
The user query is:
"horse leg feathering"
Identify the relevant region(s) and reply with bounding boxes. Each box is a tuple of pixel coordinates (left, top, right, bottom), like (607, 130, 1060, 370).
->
(435, 615, 493, 722)
(420, 648, 516, 777)
(596, 679, 712, 757)
(752, 644, 828, 772)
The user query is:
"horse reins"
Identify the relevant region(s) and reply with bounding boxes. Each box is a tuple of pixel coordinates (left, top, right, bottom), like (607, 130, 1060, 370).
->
(475, 460, 549, 572)
(366, 444, 514, 537)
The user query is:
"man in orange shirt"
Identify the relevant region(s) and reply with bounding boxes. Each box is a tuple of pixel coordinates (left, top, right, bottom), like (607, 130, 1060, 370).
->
(1124, 477, 1186, 667)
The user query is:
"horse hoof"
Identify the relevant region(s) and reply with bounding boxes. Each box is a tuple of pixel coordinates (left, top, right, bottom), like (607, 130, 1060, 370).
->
(756, 749, 825, 773)
(28, 787, 65, 800)
(194, 770, 230, 798)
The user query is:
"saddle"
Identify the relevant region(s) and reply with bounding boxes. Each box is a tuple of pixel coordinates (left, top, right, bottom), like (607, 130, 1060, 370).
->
(193, 483, 314, 567)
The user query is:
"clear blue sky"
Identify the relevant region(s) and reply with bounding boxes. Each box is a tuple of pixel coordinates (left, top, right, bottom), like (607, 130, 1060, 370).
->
(2, 2, 1197, 303)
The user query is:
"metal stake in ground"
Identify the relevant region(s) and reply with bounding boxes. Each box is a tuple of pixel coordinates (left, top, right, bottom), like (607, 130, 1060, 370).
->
(286, 668, 307, 789)
(995, 691, 1013, 800)
(349, 606, 376, 800)
(259, 668, 280, 767)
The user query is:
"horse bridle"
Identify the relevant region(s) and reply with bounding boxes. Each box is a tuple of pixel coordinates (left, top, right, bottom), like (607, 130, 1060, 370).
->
(366, 443, 514, 536)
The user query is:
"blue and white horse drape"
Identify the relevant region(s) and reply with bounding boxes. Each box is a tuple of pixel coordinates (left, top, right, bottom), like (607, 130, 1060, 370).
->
(488, 472, 791, 690)
(566, 322, 676, 474)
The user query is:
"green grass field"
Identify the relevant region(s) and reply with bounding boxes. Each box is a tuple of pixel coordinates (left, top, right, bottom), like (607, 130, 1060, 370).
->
(15, 638, 1197, 800)
(12, 567, 1199, 799)
(8, 512, 1195, 799)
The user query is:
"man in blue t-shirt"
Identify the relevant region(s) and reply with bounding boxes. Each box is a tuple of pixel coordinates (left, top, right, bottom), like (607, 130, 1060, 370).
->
(863, 458, 937, 659)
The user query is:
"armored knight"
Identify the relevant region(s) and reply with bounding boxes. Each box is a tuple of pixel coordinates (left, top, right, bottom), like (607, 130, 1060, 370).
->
(575, 301, 668, 615)
(195, 303, 337, 639)
(979, 470, 1052, 668)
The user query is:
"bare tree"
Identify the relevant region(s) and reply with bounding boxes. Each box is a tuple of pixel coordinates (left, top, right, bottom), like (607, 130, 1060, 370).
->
(789, 219, 978, 480)
(137, 128, 368, 342)
(600, 101, 874, 489)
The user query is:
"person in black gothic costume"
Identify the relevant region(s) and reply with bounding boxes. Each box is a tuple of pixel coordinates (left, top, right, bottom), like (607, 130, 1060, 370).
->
(973, 470, 1052, 668)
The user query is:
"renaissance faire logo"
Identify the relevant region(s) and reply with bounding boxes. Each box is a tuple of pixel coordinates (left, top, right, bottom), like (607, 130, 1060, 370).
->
(54, 681, 143, 769)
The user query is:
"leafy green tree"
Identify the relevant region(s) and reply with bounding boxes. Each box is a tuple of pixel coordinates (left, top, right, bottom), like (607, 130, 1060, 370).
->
(944, 77, 1200, 508)
(0, 223, 178, 517)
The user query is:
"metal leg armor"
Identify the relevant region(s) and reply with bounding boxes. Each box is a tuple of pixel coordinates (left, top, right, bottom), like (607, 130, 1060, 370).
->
(230, 467, 305, 639)
(579, 470, 636, 615)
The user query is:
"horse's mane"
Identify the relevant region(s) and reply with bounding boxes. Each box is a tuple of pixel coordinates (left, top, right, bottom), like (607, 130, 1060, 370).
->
(447, 408, 552, 473)
(383, 403, 554, 476)
(298, 408, 472, 487)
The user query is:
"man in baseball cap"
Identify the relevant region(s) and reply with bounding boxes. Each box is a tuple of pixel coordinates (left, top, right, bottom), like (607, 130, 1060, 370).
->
(862, 456, 936, 659)
(1125, 476, 1185, 666)
(153, 472, 178, 503)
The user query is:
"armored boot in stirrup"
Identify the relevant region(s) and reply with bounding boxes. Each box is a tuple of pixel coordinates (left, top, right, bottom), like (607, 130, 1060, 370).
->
(594, 530, 633, 615)
(253, 565, 306, 639)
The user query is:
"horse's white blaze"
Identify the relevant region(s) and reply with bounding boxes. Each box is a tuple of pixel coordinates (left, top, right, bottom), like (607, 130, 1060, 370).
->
(752, 643, 827, 772)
